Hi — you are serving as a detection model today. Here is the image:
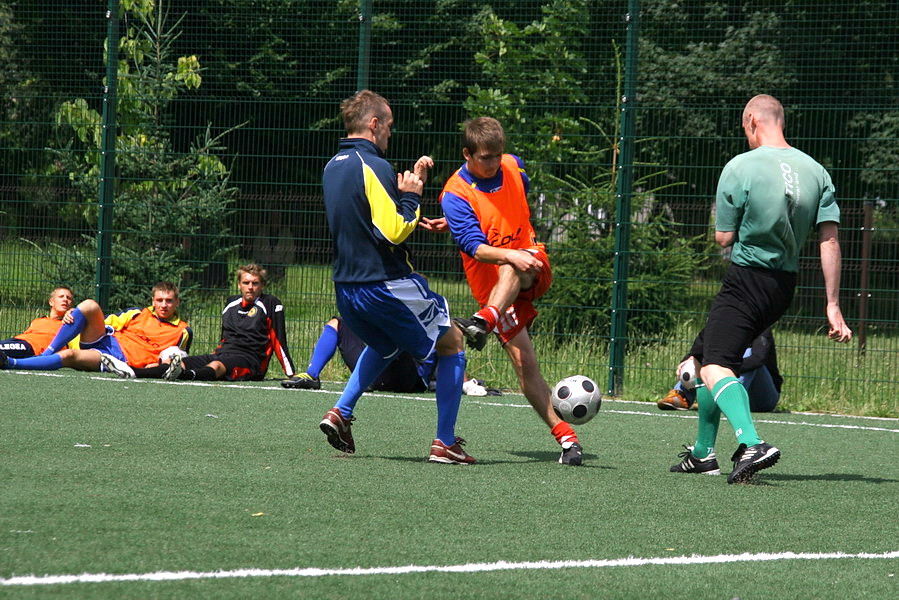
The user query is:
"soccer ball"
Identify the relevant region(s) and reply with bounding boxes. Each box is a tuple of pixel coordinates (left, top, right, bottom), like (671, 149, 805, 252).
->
(551, 375, 602, 425)
(677, 358, 700, 390)
(158, 346, 188, 363)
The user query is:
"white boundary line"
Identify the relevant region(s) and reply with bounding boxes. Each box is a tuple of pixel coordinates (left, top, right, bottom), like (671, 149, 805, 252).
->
(7, 370, 899, 433)
(2, 550, 897, 586)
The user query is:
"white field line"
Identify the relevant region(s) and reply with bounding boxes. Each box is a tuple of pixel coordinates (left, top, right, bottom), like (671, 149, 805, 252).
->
(7, 370, 899, 433)
(2, 550, 897, 587)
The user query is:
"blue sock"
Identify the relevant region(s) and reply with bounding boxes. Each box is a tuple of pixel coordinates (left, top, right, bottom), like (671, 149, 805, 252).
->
(334, 346, 394, 419)
(8, 354, 64, 370)
(306, 324, 338, 378)
(41, 307, 86, 355)
(435, 352, 465, 446)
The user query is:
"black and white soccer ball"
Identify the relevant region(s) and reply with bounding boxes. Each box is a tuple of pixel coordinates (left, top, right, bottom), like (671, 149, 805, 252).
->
(158, 346, 187, 363)
(677, 358, 700, 390)
(551, 375, 602, 425)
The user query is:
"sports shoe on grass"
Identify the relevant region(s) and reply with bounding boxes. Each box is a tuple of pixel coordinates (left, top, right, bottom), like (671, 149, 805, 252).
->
(281, 372, 321, 390)
(428, 437, 476, 465)
(99, 353, 135, 379)
(728, 442, 780, 484)
(657, 389, 691, 411)
(559, 441, 583, 466)
(452, 316, 489, 351)
(0, 350, 7, 369)
(670, 444, 721, 475)
(320, 408, 355, 454)
(163, 353, 183, 381)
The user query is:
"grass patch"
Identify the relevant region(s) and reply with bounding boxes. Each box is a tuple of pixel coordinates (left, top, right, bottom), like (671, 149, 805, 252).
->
(1, 372, 897, 598)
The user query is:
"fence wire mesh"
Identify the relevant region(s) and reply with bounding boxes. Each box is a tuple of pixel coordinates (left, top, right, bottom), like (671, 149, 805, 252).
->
(1, 0, 896, 413)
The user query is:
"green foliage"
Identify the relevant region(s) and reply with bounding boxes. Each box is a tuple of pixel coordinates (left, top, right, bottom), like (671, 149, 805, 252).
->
(40, 0, 238, 309)
(539, 151, 699, 342)
(462, 0, 591, 181)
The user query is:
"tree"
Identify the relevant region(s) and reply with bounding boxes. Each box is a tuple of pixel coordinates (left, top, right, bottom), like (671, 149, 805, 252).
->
(39, 0, 238, 309)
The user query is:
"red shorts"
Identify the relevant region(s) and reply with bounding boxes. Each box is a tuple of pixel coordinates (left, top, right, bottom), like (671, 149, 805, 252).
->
(492, 249, 552, 345)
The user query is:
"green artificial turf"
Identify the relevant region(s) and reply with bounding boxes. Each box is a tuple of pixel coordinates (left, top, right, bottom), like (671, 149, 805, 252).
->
(1, 371, 897, 599)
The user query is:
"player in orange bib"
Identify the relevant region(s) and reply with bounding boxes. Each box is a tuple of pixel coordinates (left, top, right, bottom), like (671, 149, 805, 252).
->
(0, 286, 75, 358)
(425, 116, 584, 466)
(0, 281, 191, 374)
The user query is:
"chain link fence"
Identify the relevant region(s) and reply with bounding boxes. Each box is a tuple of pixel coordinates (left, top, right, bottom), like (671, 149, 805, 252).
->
(1, 0, 896, 413)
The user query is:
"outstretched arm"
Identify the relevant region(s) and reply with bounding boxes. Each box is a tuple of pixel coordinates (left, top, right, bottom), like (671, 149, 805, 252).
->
(819, 222, 852, 343)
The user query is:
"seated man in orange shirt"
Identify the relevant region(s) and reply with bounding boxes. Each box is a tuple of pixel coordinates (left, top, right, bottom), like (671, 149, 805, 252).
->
(0, 281, 191, 373)
(0, 286, 75, 358)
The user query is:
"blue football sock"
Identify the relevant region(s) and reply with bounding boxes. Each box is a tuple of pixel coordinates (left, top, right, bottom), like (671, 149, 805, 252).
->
(8, 354, 64, 371)
(334, 346, 394, 419)
(41, 307, 86, 355)
(435, 351, 465, 446)
(306, 323, 338, 378)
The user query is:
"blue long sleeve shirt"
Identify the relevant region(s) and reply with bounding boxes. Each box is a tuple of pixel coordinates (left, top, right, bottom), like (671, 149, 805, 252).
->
(322, 138, 421, 283)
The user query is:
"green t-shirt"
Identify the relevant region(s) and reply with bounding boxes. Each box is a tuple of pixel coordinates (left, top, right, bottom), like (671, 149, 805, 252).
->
(715, 146, 839, 272)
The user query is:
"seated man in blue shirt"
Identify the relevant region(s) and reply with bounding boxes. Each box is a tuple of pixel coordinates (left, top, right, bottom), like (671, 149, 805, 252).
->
(659, 328, 782, 413)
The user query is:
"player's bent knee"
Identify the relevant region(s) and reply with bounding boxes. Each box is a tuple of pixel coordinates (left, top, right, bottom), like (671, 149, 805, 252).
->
(436, 324, 464, 355)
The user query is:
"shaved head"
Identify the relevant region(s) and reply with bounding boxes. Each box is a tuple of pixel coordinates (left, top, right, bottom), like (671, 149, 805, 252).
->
(743, 94, 785, 128)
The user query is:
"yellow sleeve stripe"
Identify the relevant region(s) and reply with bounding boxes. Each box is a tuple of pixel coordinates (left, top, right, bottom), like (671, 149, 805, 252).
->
(363, 161, 420, 245)
(104, 308, 141, 331)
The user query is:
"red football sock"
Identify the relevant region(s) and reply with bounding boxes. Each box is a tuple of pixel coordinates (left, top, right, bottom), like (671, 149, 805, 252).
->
(551, 421, 579, 446)
(475, 305, 500, 330)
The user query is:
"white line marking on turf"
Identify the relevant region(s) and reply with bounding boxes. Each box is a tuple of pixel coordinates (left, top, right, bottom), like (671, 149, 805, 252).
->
(9, 371, 898, 432)
(2, 550, 897, 586)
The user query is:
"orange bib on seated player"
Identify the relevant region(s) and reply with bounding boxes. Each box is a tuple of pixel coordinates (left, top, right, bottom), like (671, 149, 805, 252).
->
(16, 316, 65, 355)
(441, 154, 546, 306)
(112, 308, 191, 368)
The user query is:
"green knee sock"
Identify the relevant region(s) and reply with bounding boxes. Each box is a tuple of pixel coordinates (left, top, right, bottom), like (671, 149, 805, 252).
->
(713, 376, 762, 447)
(692, 383, 719, 459)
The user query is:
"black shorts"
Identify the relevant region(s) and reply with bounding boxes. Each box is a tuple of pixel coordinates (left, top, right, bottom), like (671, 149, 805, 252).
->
(184, 351, 264, 381)
(337, 319, 428, 393)
(0, 338, 35, 359)
(702, 264, 796, 374)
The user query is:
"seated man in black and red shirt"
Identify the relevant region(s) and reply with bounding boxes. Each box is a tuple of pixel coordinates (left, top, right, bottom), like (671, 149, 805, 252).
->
(110, 264, 296, 381)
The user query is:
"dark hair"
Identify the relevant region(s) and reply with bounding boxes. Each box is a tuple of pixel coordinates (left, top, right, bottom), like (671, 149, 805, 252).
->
(462, 117, 506, 154)
(151, 281, 180, 298)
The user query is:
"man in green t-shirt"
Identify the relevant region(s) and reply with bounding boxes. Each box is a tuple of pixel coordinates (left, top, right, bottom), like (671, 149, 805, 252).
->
(670, 94, 853, 484)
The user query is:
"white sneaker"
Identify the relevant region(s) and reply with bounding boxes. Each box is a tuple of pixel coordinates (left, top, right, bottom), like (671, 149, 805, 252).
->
(99, 353, 135, 379)
(462, 378, 488, 396)
(163, 353, 184, 381)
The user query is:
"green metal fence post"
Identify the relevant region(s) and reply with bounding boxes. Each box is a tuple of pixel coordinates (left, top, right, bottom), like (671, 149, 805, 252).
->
(95, 0, 120, 310)
(608, 0, 640, 396)
(356, 0, 372, 91)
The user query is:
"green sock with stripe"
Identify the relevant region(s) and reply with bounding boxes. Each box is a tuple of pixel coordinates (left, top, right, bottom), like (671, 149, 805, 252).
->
(692, 382, 719, 459)
(713, 376, 762, 447)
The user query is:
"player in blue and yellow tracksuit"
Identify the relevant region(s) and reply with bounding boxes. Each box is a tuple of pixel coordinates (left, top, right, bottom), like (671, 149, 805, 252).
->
(316, 90, 473, 464)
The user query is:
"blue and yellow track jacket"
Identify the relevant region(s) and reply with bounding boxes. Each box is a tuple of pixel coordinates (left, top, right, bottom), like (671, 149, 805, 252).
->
(322, 137, 421, 283)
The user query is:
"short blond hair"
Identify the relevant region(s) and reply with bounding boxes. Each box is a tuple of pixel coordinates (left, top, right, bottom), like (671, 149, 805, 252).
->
(237, 263, 267, 286)
(340, 90, 390, 135)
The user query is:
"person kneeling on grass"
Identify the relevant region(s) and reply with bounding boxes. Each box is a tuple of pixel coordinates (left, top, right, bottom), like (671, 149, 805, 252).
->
(659, 327, 781, 413)
(282, 316, 501, 396)
(0, 282, 190, 374)
(116, 264, 297, 382)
